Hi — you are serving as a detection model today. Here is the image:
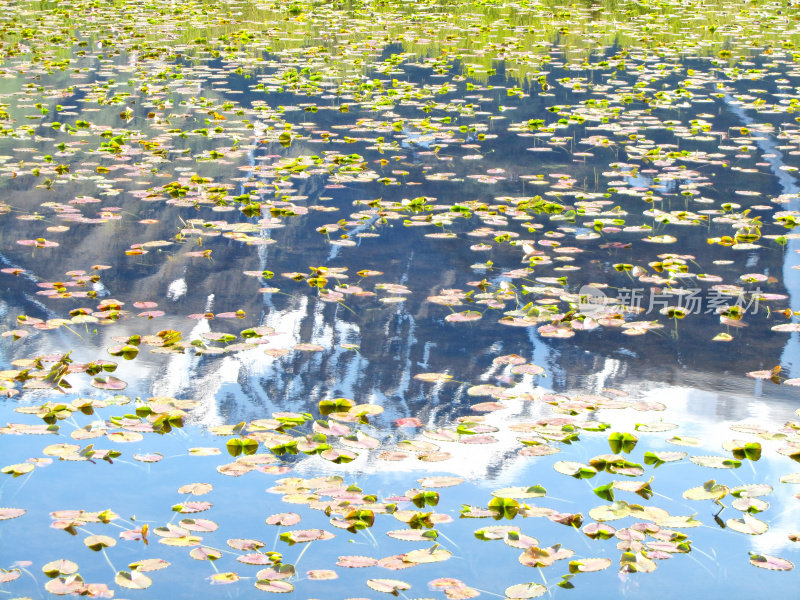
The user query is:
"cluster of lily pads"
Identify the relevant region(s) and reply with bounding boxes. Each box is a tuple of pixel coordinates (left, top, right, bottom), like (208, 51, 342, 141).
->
(2, 0, 800, 597)
(2, 353, 800, 598)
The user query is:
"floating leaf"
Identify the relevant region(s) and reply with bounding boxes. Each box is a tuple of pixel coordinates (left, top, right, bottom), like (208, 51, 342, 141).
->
(491, 485, 546, 499)
(319, 397, 354, 415)
(91, 376, 127, 390)
(582, 523, 616, 540)
(549, 512, 583, 527)
(418, 476, 463, 488)
(279, 529, 334, 545)
(568, 558, 612, 573)
(723, 440, 762, 461)
(254, 580, 294, 593)
(336, 555, 378, 568)
(42, 560, 79, 578)
(668, 436, 701, 447)
(45, 575, 85, 594)
(518, 544, 573, 567)
(553, 461, 597, 479)
(619, 551, 657, 573)
(238, 554, 275, 565)
(445, 310, 482, 323)
(255, 564, 295, 581)
(731, 497, 769, 513)
(190, 547, 222, 561)
(504, 582, 547, 599)
(519, 444, 560, 457)
(172, 501, 212, 514)
(133, 452, 163, 463)
(0, 569, 20, 584)
(128, 558, 170, 572)
(394, 417, 423, 427)
(613, 478, 654, 500)
(730, 484, 772, 498)
(654, 515, 702, 528)
(634, 423, 678, 433)
(115, 570, 152, 590)
(307, 569, 337, 580)
(488, 497, 520, 520)
(107, 431, 143, 443)
(0, 508, 26, 520)
(180, 518, 218, 532)
(413, 373, 453, 383)
(588, 501, 631, 522)
(266, 513, 301, 527)
(726, 514, 769, 535)
(474, 525, 519, 541)
(643, 451, 687, 467)
(226, 438, 259, 457)
(367, 578, 411, 595)
(608, 432, 638, 454)
(84, 534, 116, 551)
(510, 363, 545, 376)
(404, 545, 452, 564)
(749, 553, 793, 571)
(683, 480, 729, 501)
(690, 456, 741, 469)
(1, 463, 34, 477)
(189, 447, 221, 456)
(388, 529, 438, 542)
(210, 572, 240, 584)
(177, 483, 213, 496)
(593, 483, 615, 502)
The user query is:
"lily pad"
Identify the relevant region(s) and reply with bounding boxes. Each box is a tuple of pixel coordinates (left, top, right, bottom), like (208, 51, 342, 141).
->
(115, 570, 152, 590)
(749, 553, 793, 571)
(367, 578, 412, 594)
(504, 583, 547, 598)
(726, 514, 769, 535)
(690, 456, 742, 469)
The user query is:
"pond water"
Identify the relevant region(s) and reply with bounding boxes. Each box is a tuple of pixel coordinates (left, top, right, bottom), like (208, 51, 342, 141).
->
(1, 0, 800, 598)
